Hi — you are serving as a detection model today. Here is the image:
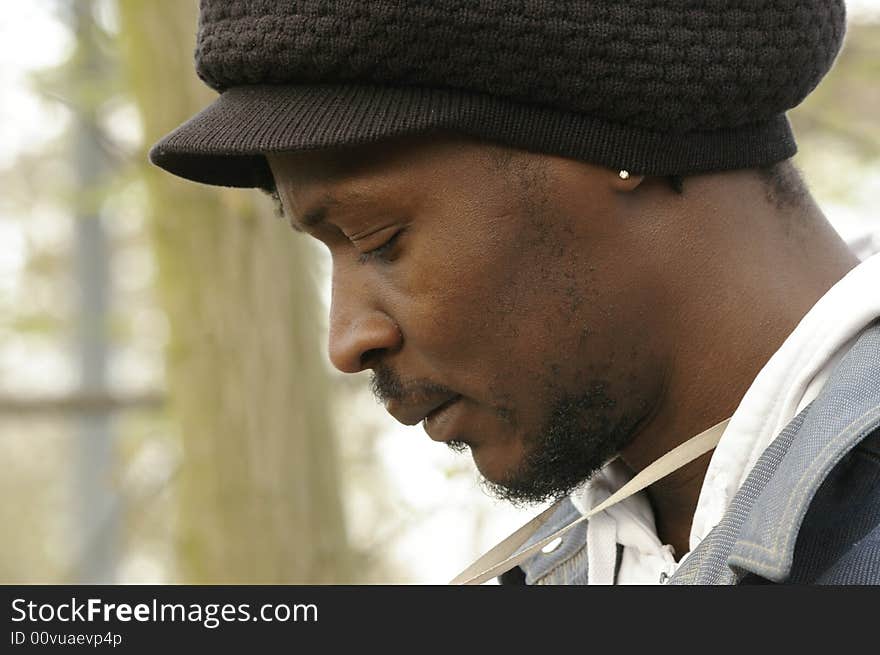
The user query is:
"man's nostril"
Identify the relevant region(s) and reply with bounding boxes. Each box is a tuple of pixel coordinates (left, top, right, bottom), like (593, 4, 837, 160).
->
(360, 348, 384, 370)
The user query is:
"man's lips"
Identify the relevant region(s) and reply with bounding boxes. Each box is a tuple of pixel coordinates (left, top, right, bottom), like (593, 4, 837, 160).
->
(422, 395, 464, 442)
(384, 393, 460, 427)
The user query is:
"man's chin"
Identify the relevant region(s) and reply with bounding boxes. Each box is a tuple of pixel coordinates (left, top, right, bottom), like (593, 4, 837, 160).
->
(454, 439, 523, 489)
(477, 473, 570, 508)
(442, 404, 627, 507)
(454, 441, 573, 507)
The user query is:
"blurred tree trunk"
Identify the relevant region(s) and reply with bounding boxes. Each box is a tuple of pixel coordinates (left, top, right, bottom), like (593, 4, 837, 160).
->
(116, 0, 354, 583)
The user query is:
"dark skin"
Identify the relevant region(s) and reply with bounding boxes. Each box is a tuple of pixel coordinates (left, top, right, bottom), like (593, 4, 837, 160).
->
(267, 131, 858, 556)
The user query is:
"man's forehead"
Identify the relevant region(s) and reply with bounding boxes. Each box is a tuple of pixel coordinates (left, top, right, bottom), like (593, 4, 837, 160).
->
(267, 133, 501, 230)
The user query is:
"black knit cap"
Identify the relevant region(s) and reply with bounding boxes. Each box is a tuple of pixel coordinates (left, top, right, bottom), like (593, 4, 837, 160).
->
(150, 0, 847, 189)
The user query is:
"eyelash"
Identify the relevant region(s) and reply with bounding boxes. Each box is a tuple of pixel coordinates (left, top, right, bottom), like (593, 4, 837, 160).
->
(357, 230, 403, 265)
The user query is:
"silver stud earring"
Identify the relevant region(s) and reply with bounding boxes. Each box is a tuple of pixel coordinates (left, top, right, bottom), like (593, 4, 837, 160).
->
(618, 170, 630, 180)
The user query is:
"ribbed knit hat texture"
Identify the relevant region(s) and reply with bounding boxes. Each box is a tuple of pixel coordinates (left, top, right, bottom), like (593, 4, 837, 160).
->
(150, 0, 847, 189)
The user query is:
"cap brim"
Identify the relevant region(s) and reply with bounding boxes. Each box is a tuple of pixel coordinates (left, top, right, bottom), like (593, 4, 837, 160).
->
(149, 83, 797, 189)
(149, 83, 499, 189)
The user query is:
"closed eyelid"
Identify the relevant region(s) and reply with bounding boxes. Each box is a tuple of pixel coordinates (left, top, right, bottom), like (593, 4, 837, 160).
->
(349, 223, 399, 241)
(357, 228, 405, 265)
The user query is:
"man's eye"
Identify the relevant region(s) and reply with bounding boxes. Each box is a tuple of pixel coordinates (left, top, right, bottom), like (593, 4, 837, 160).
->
(357, 230, 403, 265)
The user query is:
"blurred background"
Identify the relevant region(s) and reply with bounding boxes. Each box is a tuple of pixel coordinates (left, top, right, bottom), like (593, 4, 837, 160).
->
(1, 1, 878, 585)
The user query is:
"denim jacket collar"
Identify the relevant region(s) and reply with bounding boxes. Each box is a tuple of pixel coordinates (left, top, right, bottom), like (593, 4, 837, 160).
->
(673, 321, 880, 584)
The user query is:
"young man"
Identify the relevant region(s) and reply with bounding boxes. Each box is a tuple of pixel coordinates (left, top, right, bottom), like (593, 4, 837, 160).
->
(151, 1, 880, 584)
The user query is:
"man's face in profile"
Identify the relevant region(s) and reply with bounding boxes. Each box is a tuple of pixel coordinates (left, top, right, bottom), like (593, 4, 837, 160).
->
(268, 132, 667, 506)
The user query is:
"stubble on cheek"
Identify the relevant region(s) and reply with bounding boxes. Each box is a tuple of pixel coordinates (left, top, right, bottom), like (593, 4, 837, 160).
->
(433, 156, 649, 501)
(466, 208, 647, 501)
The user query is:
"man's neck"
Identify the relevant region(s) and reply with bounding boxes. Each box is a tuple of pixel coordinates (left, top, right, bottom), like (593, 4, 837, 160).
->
(616, 185, 860, 555)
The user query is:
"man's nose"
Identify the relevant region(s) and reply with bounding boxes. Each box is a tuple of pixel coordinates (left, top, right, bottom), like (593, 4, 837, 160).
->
(327, 283, 402, 374)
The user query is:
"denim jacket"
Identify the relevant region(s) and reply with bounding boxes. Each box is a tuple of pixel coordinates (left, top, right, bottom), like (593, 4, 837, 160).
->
(502, 320, 880, 585)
